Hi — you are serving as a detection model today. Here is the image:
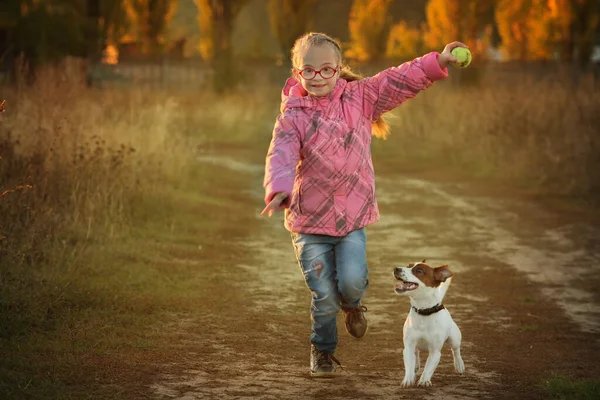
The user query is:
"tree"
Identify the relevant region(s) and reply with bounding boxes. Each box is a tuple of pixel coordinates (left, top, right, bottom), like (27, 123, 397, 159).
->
(12, 0, 87, 69)
(494, 0, 598, 61)
(423, 0, 495, 57)
(496, 0, 552, 60)
(0, 0, 21, 74)
(546, 0, 572, 59)
(346, 0, 392, 62)
(125, 0, 177, 56)
(98, 0, 131, 47)
(563, 0, 600, 65)
(147, 0, 178, 55)
(268, 0, 317, 63)
(195, 0, 215, 61)
(386, 21, 423, 60)
(0, 0, 136, 83)
(194, 0, 248, 92)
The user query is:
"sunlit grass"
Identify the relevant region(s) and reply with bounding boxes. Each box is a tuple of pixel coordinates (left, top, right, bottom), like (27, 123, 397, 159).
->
(373, 65, 600, 197)
(541, 375, 600, 400)
(0, 65, 266, 398)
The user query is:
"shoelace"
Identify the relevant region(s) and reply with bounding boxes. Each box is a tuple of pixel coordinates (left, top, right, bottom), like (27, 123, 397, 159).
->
(318, 351, 344, 371)
(328, 353, 344, 370)
(347, 305, 368, 322)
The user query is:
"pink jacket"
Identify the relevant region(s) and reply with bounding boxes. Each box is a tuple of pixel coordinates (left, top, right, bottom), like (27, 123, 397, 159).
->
(264, 52, 448, 237)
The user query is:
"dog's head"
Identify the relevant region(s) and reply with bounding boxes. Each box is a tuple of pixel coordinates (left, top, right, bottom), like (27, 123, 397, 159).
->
(393, 260, 453, 297)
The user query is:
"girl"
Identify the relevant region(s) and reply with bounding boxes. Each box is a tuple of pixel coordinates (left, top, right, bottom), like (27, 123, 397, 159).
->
(262, 32, 467, 376)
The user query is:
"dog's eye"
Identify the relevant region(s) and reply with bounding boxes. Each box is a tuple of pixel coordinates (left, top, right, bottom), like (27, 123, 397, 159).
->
(415, 268, 423, 274)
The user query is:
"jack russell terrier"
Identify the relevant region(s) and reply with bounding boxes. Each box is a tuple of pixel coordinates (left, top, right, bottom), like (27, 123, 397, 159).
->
(393, 260, 464, 387)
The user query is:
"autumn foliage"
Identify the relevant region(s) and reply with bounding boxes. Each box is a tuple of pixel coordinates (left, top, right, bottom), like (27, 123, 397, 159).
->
(268, 0, 317, 60)
(345, 0, 599, 64)
(346, 0, 392, 62)
(495, 0, 598, 62)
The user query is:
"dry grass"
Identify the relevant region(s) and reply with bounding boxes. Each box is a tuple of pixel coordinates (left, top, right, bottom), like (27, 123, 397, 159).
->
(0, 66, 198, 398)
(0, 61, 280, 398)
(374, 64, 600, 197)
(1, 72, 192, 261)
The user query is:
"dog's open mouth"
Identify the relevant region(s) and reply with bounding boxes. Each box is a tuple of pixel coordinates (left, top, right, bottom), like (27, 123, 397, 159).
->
(394, 280, 418, 293)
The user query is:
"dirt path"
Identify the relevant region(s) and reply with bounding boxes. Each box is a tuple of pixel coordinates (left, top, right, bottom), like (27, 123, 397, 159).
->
(150, 154, 600, 400)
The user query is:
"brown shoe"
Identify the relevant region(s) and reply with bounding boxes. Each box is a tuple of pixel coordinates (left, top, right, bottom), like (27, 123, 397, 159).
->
(342, 305, 368, 339)
(310, 345, 342, 377)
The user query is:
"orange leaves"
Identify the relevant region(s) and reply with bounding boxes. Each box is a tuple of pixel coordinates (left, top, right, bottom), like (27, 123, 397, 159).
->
(346, 0, 392, 62)
(496, 0, 574, 60)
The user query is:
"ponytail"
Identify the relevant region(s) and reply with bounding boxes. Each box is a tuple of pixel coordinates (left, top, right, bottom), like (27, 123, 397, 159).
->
(339, 66, 390, 140)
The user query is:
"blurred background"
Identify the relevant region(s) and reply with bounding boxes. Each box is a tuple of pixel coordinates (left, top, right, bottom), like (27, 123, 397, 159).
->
(1, 0, 599, 89)
(1, 1, 599, 399)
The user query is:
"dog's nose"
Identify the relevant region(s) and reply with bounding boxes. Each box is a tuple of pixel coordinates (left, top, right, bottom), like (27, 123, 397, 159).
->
(393, 267, 402, 279)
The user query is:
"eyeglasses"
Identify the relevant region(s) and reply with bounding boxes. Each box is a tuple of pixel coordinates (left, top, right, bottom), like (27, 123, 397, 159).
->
(296, 66, 339, 80)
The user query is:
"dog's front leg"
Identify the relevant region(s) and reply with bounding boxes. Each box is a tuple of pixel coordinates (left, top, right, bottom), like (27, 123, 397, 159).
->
(401, 345, 417, 387)
(418, 349, 442, 387)
(415, 349, 420, 375)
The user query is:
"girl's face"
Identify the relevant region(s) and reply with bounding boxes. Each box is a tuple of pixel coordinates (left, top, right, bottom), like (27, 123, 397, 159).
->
(293, 44, 340, 98)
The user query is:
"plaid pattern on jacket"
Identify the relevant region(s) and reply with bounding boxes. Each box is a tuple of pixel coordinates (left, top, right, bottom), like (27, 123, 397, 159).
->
(264, 52, 448, 237)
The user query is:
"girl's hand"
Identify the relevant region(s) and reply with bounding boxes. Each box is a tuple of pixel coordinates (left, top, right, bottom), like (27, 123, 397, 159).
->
(438, 42, 469, 69)
(261, 192, 289, 217)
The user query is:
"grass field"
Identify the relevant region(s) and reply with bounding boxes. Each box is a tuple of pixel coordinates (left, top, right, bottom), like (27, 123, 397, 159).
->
(541, 375, 600, 400)
(1, 62, 599, 398)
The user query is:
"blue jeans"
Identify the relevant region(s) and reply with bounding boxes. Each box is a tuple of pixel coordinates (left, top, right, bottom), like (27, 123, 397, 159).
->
(291, 228, 369, 353)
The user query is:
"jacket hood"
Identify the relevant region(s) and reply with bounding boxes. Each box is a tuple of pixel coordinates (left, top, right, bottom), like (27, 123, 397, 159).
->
(280, 77, 346, 113)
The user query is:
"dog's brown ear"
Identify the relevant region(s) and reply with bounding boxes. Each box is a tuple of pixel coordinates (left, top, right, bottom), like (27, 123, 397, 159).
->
(420, 259, 426, 264)
(433, 265, 453, 282)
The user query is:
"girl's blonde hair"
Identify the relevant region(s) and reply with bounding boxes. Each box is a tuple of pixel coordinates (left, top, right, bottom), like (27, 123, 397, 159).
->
(291, 32, 390, 140)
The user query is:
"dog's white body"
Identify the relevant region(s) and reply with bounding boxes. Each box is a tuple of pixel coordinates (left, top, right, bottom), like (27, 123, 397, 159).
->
(394, 263, 464, 387)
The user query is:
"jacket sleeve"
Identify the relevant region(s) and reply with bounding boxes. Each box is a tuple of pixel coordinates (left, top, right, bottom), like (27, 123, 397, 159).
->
(361, 52, 448, 121)
(263, 112, 301, 209)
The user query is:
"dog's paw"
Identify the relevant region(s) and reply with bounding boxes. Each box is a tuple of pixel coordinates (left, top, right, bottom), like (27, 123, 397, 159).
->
(455, 358, 465, 374)
(401, 376, 415, 388)
(417, 378, 432, 387)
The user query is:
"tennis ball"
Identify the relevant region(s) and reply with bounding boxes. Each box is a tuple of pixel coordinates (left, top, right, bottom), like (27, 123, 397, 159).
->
(451, 47, 472, 68)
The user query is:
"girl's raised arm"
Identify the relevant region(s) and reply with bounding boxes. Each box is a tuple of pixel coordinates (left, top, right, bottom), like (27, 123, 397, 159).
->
(360, 52, 448, 121)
